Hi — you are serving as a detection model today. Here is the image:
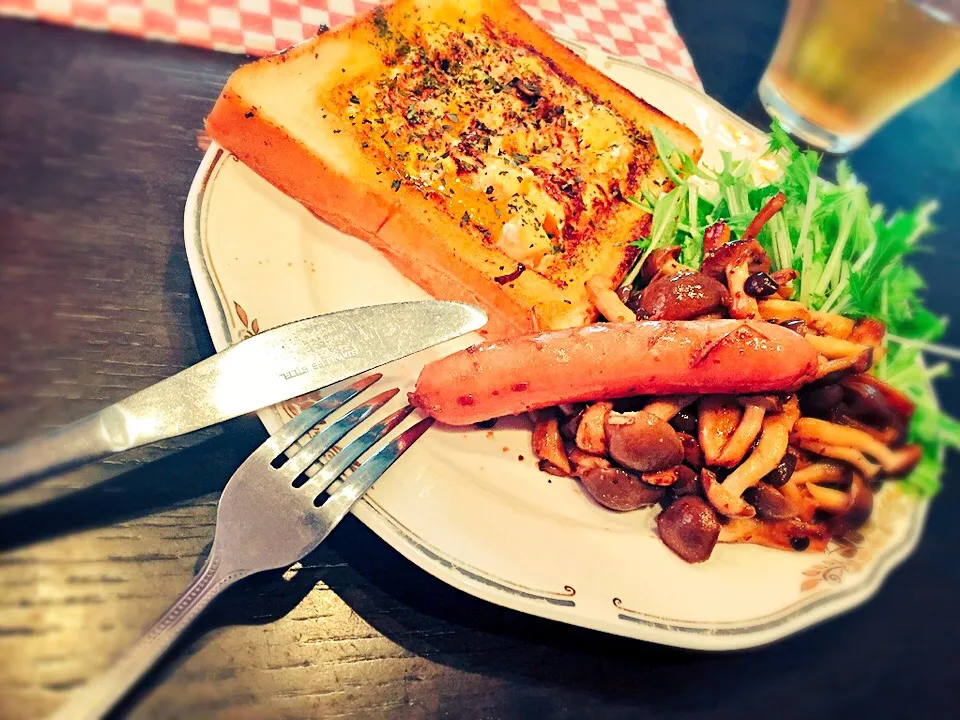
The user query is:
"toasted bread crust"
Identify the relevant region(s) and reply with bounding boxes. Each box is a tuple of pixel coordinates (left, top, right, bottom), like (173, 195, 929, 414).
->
(207, 89, 535, 338)
(206, 0, 701, 339)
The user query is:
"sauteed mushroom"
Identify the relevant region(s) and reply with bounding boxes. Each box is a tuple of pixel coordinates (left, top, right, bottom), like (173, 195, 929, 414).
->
(703, 396, 800, 517)
(718, 516, 829, 553)
(638, 272, 729, 320)
(656, 495, 721, 563)
(698, 396, 742, 465)
(576, 401, 612, 455)
(702, 220, 731, 253)
(742, 191, 786, 241)
(579, 467, 664, 511)
(849, 318, 886, 347)
(792, 418, 922, 476)
(643, 395, 698, 422)
(743, 482, 797, 520)
(640, 246, 693, 284)
(826, 474, 874, 536)
(702, 239, 771, 319)
(605, 410, 684, 472)
(586, 276, 636, 322)
(531, 411, 571, 475)
(712, 396, 773, 467)
(809, 310, 855, 339)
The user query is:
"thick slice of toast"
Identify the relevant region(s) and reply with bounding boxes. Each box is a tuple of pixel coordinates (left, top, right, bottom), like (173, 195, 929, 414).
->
(206, 0, 701, 338)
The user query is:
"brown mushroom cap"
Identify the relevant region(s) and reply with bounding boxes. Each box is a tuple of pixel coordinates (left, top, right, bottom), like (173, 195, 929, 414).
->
(700, 239, 770, 281)
(640, 246, 687, 284)
(761, 451, 798, 487)
(638, 271, 729, 320)
(677, 432, 704, 469)
(826, 474, 874, 537)
(606, 411, 684, 473)
(743, 482, 796, 520)
(668, 465, 700, 496)
(849, 317, 887, 347)
(656, 495, 721, 563)
(578, 467, 665, 511)
(703, 220, 731, 253)
(843, 375, 915, 424)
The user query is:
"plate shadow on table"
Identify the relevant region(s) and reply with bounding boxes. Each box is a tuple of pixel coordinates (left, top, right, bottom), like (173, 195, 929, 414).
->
(3, 451, 938, 717)
(122, 513, 881, 717)
(293, 517, 877, 712)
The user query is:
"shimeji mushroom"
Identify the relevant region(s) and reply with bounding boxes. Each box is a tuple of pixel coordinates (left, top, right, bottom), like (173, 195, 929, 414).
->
(637, 272, 729, 320)
(843, 374, 915, 423)
(657, 495, 721, 563)
(826, 474, 875, 536)
(701, 239, 770, 320)
(778, 476, 819, 523)
(792, 417, 922, 477)
(605, 410, 684, 473)
(532, 411, 572, 475)
(741, 192, 787, 241)
(849, 318, 886, 347)
(643, 395, 698, 422)
(804, 483, 851, 514)
(805, 334, 872, 360)
(697, 396, 742, 465)
(585, 275, 636, 323)
(790, 473, 874, 532)
(793, 439, 882, 479)
(702, 220, 731, 253)
(814, 348, 874, 381)
(712, 396, 781, 467)
(702, 396, 801, 518)
(718, 516, 829, 553)
(790, 461, 850, 487)
(758, 298, 812, 326)
(575, 401, 612, 455)
(578, 466, 665, 511)
(742, 482, 797, 520)
(567, 447, 612, 474)
(809, 310, 855, 340)
(640, 246, 695, 284)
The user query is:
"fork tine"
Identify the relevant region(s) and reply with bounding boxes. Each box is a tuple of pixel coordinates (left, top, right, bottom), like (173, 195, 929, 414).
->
(313, 417, 434, 528)
(283, 388, 399, 481)
(261, 374, 381, 460)
(303, 404, 417, 495)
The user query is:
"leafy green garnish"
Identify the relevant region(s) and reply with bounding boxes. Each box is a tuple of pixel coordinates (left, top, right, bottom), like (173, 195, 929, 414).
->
(624, 119, 954, 496)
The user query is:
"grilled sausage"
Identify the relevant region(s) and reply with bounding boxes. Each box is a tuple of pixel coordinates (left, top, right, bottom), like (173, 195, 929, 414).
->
(411, 320, 819, 425)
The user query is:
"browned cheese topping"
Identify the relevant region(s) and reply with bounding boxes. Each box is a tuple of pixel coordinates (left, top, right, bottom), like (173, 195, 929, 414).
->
(334, 8, 657, 288)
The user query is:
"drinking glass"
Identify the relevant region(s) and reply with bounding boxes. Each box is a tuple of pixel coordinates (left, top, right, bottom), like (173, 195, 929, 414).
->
(759, 0, 960, 153)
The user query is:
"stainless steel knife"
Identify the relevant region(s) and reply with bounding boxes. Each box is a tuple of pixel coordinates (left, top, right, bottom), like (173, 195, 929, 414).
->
(0, 300, 486, 492)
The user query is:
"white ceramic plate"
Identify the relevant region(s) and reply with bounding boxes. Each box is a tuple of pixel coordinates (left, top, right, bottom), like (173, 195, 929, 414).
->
(184, 45, 928, 650)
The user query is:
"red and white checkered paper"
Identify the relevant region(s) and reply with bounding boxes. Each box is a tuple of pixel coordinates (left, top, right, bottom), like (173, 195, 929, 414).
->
(0, 0, 700, 87)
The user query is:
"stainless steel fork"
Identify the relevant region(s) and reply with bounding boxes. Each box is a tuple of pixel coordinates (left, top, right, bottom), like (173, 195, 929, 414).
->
(51, 374, 431, 720)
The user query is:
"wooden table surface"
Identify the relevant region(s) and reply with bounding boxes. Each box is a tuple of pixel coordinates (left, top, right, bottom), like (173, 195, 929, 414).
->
(2, 2, 959, 717)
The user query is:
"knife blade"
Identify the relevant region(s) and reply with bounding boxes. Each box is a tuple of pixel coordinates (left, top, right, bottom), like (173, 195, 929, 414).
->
(0, 300, 486, 492)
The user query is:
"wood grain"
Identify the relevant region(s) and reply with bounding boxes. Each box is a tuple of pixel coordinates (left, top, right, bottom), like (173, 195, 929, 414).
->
(1, 8, 959, 720)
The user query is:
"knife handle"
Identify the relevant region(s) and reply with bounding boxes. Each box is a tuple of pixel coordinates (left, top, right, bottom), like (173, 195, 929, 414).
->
(0, 412, 115, 492)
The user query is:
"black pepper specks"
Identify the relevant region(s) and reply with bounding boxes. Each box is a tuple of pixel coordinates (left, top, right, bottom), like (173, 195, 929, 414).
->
(391, 179, 402, 191)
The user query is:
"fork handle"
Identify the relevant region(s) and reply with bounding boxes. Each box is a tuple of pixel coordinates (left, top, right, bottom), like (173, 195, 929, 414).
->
(50, 552, 250, 720)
